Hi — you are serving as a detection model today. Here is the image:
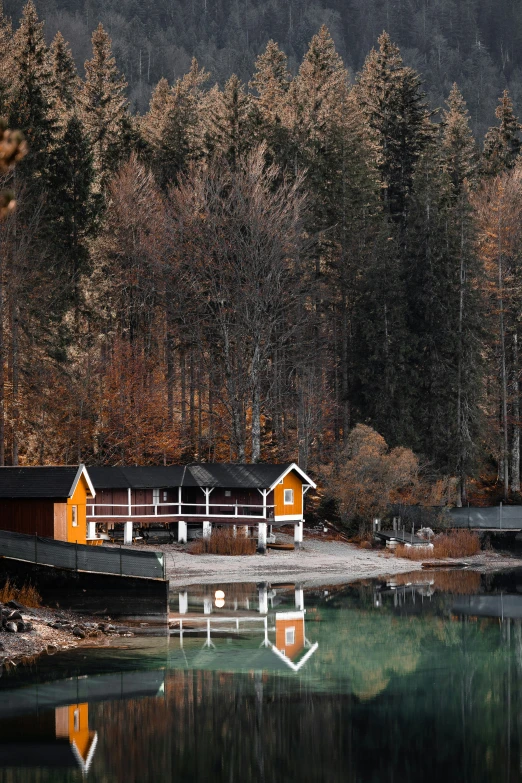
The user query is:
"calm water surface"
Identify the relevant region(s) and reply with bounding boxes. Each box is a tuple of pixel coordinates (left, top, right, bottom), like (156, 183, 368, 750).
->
(1, 569, 522, 782)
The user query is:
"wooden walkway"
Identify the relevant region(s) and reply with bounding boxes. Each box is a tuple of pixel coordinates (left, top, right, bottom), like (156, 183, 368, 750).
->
(374, 530, 430, 547)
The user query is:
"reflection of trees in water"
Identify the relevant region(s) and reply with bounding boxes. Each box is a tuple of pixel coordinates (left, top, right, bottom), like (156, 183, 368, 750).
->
(81, 607, 522, 782)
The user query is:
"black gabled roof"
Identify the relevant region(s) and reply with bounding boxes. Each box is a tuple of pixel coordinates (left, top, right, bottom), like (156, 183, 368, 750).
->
(88, 463, 294, 490)
(88, 466, 185, 490)
(0, 467, 82, 499)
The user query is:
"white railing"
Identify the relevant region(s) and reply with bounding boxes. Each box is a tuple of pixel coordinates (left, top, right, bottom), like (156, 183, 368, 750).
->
(87, 502, 274, 520)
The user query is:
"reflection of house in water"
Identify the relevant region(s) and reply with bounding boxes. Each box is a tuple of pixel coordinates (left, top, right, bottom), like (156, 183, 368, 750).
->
(0, 669, 166, 774)
(0, 703, 97, 774)
(170, 583, 318, 672)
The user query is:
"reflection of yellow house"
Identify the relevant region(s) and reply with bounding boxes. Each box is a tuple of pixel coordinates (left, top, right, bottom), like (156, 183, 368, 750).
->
(55, 703, 98, 773)
(270, 611, 318, 671)
(0, 702, 97, 773)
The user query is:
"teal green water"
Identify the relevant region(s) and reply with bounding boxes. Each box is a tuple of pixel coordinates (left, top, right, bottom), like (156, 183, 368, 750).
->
(1, 572, 522, 782)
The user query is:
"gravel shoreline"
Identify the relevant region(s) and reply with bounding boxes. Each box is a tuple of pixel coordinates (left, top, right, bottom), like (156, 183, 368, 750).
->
(138, 534, 522, 588)
(3, 536, 518, 666)
(0, 601, 129, 668)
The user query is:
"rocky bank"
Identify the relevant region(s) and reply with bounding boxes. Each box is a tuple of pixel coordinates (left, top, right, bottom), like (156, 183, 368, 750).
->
(0, 600, 129, 667)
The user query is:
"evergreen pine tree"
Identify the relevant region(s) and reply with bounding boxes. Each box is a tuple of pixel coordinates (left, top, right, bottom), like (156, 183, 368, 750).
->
(46, 114, 97, 309)
(141, 77, 172, 154)
(482, 90, 522, 176)
(0, 1, 13, 117)
(205, 74, 255, 167)
(442, 83, 478, 191)
(50, 31, 79, 116)
(404, 87, 481, 499)
(250, 40, 291, 124)
(249, 41, 292, 167)
(10, 0, 56, 190)
(355, 31, 432, 224)
(80, 23, 131, 187)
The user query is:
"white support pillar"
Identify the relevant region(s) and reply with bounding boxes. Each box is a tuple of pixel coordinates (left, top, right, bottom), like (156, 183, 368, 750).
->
(203, 596, 212, 614)
(203, 487, 214, 517)
(295, 586, 304, 611)
(87, 521, 96, 541)
(232, 525, 237, 537)
(178, 521, 187, 544)
(127, 487, 132, 516)
(179, 592, 188, 614)
(257, 522, 267, 554)
(242, 525, 249, 537)
(178, 486, 182, 516)
(202, 521, 212, 539)
(124, 520, 133, 546)
(258, 584, 268, 614)
(294, 520, 304, 549)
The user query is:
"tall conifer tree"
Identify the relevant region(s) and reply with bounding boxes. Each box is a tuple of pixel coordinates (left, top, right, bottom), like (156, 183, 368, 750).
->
(50, 31, 79, 116)
(483, 90, 522, 176)
(355, 32, 432, 224)
(10, 0, 56, 190)
(80, 23, 131, 187)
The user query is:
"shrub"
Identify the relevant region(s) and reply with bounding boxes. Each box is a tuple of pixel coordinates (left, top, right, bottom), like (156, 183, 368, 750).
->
(0, 578, 41, 607)
(395, 530, 480, 560)
(394, 544, 433, 561)
(189, 527, 257, 556)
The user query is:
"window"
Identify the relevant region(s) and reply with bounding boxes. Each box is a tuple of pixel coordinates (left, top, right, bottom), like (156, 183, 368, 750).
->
(153, 489, 160, 505)
(74, 709, 80, 732)
(71, 505, 78, 527)
(225, 490, 231, 497)
(285, 627, 295, 646)
(284, 489, 294, 505)
(163, 491, 168, 502)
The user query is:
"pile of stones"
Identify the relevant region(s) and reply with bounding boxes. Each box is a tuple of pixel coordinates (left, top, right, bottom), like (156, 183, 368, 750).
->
(0, 600, 33, 634)
(45, 619, 117, 639)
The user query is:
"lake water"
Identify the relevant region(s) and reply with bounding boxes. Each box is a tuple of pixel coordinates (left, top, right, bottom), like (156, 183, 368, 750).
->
(1, 569, 522, 782)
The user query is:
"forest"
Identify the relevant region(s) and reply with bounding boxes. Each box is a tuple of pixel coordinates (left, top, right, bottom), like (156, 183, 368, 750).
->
(1, 0, 522, 511)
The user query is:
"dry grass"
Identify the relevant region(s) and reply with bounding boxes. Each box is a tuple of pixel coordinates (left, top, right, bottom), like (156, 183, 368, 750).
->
(0, 578, 41, 607)
(395, 530, 481, 561)
(394, 544, 433, 560)
(189, 527, 257, 556)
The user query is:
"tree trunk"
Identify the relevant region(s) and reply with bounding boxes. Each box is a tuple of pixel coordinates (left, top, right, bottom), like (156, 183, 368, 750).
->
(251, 383, 261, 463)
(512, 331, 520, 493)
(251, 346, 261, 463)
(165, 302, 175, 424)
(498, 208, 510, 501)
(456, 216, 466, 507)
(0, 245, 4, 466)
(180, 347, 187, 434)
(11, 300, 19, 466)
(341, 295, 350, 441)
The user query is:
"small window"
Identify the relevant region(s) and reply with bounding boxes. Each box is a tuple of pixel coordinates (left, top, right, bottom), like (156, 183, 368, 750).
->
(153, 489, 160, 505)
(284, 489, 294, 505)
(163, 491, 168, 502)
(71, 505, 78, 527)
(74, 709, 80, 732)
(285, 627, 295, 646)
(225, 490, 231, 497)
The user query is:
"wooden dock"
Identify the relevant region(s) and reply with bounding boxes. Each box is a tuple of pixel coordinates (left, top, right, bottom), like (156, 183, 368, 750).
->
(374, 530, 431, 547)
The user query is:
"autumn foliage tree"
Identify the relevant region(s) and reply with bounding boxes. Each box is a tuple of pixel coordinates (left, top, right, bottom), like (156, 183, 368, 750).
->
(326, 425, 420, 533)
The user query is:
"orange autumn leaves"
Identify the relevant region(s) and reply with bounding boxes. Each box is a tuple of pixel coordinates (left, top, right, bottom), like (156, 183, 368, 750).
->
(325, 424, 446, 531)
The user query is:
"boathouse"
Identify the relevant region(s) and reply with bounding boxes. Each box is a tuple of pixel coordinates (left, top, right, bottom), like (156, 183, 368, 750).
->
(86, 463, 316, 547)
(0, 465, 95, 544)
